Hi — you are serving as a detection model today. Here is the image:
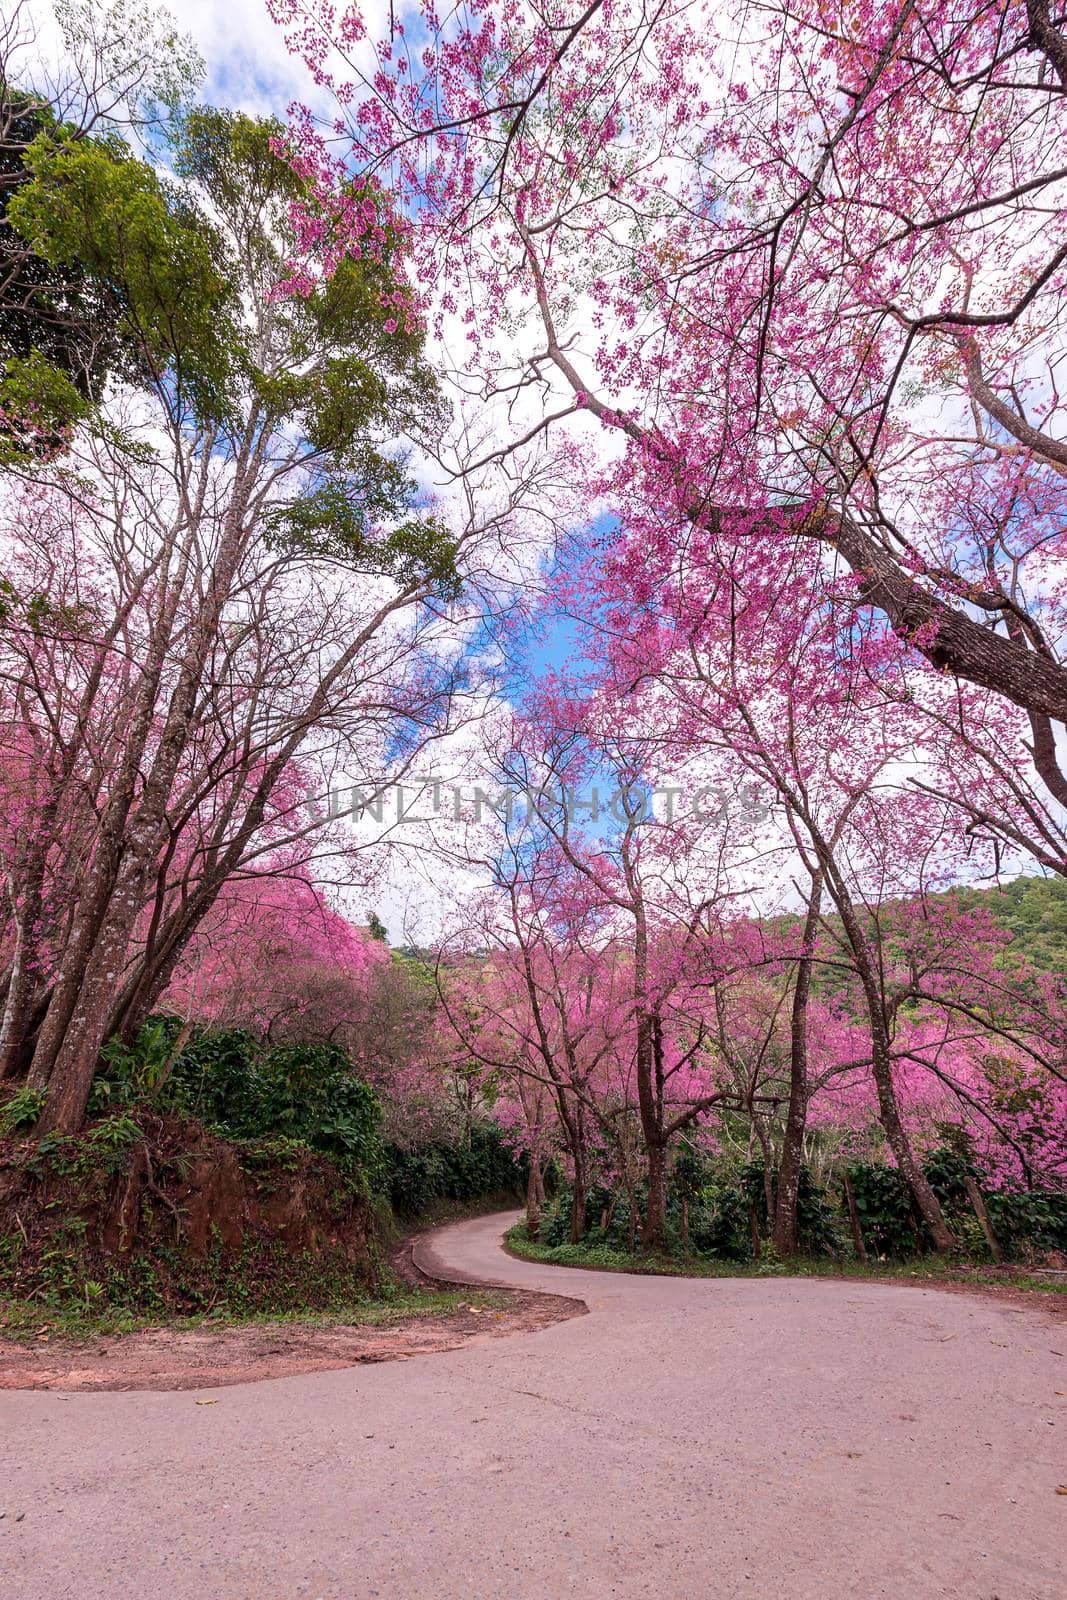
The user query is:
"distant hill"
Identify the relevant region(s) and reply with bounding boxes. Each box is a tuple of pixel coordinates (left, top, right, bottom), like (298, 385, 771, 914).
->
(766, 874, 1067, 990)
(946, 876, 1067, 975)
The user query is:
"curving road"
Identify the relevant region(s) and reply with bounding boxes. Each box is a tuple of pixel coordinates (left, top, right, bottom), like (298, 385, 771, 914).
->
(2, 1209, 1065, 1599)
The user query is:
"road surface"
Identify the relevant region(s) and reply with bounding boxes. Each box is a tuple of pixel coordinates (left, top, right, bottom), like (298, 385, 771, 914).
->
(2, 1210, 1064, 1598)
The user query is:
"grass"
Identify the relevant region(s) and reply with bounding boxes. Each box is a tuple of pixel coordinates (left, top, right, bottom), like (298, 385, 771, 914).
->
(0, 1284, 510, 1344)
(504, 1224, 1067, 1295)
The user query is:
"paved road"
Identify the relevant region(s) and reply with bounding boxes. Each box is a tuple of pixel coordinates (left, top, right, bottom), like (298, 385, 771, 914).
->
(2, 1211, 1065, 1599)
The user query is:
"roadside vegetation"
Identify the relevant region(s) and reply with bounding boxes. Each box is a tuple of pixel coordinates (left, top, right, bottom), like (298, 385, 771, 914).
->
(2, 0, 1066, 1352)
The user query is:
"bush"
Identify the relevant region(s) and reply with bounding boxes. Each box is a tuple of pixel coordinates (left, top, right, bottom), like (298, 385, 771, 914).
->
(688, 1185, 752, 1260)
(88, 1020, 525, 1221)
(384, 1121, 524, 1217)
(0, 1084, 46, 1133)
(840, 1162, 926, 1256)
(839, 1148, 1067, 1262)
(92, 1021, 383, 1176)
(167, 1031, 383, 1173)
(740, 1161, 842, 1257)
(985, 1190, 1067, 1259)
(541, 1191, 573, 1247)
(923, 1145, 978, 1208)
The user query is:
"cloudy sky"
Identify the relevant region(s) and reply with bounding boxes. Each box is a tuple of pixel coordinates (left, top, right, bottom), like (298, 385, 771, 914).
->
(174, 0, 323, 117)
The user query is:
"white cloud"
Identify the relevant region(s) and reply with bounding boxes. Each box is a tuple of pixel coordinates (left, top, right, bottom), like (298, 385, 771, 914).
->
(173, 0, 327, 117)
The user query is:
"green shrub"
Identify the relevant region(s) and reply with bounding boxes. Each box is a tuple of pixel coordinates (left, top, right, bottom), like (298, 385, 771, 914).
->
(923, 1145, 978, 1207)
(840, 1162, 921, 1257)
(986, 1190, 1067, 1258)
(105, 1023, 385, 1175)
(740, 1161, 842, 1256)
(87, 1021, 524, 1219)
(384, 1121, 524, 1216)
(0, 1084, 46, 1133)
(541, 1191, 574, 1247)
(72, 1112, 143, 1175)
(688, 1182, 752, 1261)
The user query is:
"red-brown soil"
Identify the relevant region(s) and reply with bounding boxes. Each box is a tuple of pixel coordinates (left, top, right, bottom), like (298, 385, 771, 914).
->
(0, 1286, 582, 1391)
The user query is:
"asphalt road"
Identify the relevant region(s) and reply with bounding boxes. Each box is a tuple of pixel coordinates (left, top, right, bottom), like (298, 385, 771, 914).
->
(2, 1210, 1064, 1599)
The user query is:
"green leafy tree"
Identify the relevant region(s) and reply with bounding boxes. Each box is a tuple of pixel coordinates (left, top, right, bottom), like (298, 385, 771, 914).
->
(0, 0, 203, 456)
(5, 107, 466, 1135)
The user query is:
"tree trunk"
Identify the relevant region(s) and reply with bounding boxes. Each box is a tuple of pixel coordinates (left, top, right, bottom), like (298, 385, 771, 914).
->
(569, 1144, 588, 1244)
(748, 1203, 761, 1260)
(0, 923, 33, 1082)
(842, 1172, 868, 1263)
(825, 514, 1067, 726)
(642, 1139, 668, 1252)
(869, 1037, 956, 1253)
(34, 874, 144, 1134)
(25, 792, 133, 1092)
(0, 832, 52, 1080)
(964, 1175, 1003, 1264)
(525, 1160, 542, 1238)
(773, 871, 822, 1255)
(822, 860, 957, 1254)
(33, 460, 257, 1130)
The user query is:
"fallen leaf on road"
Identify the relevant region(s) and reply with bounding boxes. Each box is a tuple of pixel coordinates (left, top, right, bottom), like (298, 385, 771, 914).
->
(195, 1399, 218, 1406)
(1056, 1486, 1067, 1496)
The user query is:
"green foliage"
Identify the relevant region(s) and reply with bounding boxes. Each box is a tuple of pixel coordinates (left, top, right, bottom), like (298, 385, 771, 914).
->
(1, 94, 447, 526)
(0, 1084, 46, 1133)
(985, 1190, 1067, 1259)
(98, 1016, 181, 1101)
(384, 1121, 524, 1217)
(266, 477, 460, 597)
(166, 1030, 383, 1172)
(538, 1149, 1066, 1267)
(379, 515, 461, 597)
(543, 1156, 842, 1262)
(922, 1144, 978, 1206)
(542, 1189, 576, 1247)
(85, 1019, 523, 1219)
(541, 1180, 644, 1252)
(0, 351, 91, 461)
(232, 1134, 309, 1173)
(72, 1112, 144, 1175)
(8, 129, 239, 425)
(740, 1161, 842, 1256)
(7, 1110, 142, 1180)
(89, 1019, 383, 1175)
(949, 875, 1067, 974)
(507, 1230, 645, 1272)
(841, 1162, 921, 1257)
(672, 1143, 707, 1204)
(843, 1147, 1067, 1262)
(687, 1182, 753, 1261)
(503, 1224, 1067, 1294)
(0, 91, 136, 453)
